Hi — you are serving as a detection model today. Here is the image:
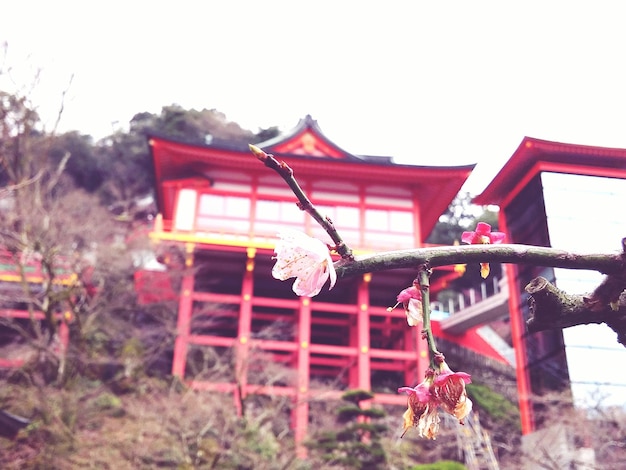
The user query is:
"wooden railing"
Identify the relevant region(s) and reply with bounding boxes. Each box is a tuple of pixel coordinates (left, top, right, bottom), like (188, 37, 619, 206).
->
(433, 276, 507, 315)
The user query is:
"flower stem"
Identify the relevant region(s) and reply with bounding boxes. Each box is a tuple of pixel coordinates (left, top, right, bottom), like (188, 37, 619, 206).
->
(418, 265, 440, 367)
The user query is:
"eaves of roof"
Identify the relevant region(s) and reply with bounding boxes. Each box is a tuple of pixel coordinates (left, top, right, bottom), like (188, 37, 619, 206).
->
(474, 137, 626, 206)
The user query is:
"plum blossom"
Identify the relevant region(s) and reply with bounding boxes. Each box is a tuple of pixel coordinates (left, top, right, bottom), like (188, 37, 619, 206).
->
(272, 230, 336, 297)
(388, 285, 423, 326)
(398, 359, 472, 439)
(398, 372, 440, 439)
(433, 359, 473, 423)
(397, 286, 423, 326)
(461, 222, 505, 245)
(461, 222, 506, 278)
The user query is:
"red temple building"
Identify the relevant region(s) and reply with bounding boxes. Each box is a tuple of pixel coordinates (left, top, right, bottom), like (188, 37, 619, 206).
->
(474, 136, 626, 445)
(0, 251, 74, 368)
(140, 115, 513, 450)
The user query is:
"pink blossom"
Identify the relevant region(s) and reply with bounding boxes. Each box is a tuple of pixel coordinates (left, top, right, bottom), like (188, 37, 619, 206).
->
(461, 222, 506, 278)
(461, 222, 505, 245)
(396, 286, 420, 303)
(396, 286, 423, 326)
(272, 230, 336, 297)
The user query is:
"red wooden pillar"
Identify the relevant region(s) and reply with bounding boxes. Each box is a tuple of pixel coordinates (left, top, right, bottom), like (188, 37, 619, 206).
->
(403, 325, 429, 385)
(235, 248, 255, 414)
(412, 189, 423, 249)
(505, 262, 535, 434)
(415, 329, 429, 382)
(348, 306, 359, 388)
(357, 274, 371, 390)
(172, 243, 195, 378)
(294, 296, 311, 458)
(500, 215, 534, 435)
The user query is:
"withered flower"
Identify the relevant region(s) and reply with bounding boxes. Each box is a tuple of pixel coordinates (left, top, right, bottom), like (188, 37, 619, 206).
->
(433, 359, 473, 423)
(398, 371, 440, 439)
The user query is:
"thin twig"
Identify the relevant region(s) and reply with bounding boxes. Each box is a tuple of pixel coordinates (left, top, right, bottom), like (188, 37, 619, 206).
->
(51, 73, 73, 135)
(249, 144, 353, 260)
(0, 170, 44, 198)
(46, 151, 71, 192)
(417, 265, 440, 366)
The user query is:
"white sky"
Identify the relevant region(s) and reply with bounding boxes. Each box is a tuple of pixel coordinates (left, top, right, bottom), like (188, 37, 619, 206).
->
(3, 0, 626, 197)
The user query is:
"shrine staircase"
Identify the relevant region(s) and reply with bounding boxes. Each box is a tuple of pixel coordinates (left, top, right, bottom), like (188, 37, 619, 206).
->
(455, 411, 499, 470)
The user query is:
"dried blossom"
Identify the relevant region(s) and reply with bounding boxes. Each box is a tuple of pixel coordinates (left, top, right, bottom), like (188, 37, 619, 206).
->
(433, 359, 473, 423)
(399, 360, 473, 439)
(398, 374, 440, 439)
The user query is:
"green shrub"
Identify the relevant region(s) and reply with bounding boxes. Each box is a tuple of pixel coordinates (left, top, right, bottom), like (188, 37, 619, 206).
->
(466, 382, 519, 430)
(411, 460, 467, 470)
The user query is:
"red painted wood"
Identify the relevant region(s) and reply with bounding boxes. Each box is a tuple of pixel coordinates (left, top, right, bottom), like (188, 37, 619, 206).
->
(500, 214, 535, 435)
(0, 309, 45, 320)
(307, 344, 358, 356)
(294, 297, 312, 458)
(357, 275, 371, 390)
(348, 297, 359, 387)
(0, 358, 25, 368)
(171, 252, 195, 378)
(187, 335, 236, 347)
(0, 308, 72, 369)
(235, 252, 254, 401)
(415, 325, 429, 382)
(430, 320, 510, 365)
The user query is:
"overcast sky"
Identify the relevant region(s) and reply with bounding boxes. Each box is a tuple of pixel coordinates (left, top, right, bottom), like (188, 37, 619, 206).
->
(3, 1, 626, 195)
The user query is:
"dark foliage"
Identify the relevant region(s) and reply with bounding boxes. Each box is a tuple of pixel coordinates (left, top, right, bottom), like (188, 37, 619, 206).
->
(306, 389, 388, 469)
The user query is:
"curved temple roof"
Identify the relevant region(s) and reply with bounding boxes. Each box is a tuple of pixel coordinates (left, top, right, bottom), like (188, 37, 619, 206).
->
(255, 114, 364, 160)
(148, 116, 475, 241)
(474, 137, 626, 206)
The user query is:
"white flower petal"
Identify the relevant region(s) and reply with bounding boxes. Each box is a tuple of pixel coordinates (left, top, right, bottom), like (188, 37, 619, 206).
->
(328, 260, 337, 290)
(293, 262, 330, 297)
(271, 245, 313, 281)
(454, 395, 472, 421)
(417, 405, 441, 440)
(405, 299, 423, 326)
(271, 230, 335, 297)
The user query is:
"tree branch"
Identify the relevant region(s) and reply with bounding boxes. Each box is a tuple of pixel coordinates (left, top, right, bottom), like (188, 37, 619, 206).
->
(341, 243, 626, 345)
(335, 244, 623, 278)
(417, 265, 441, 365)
(526, 276, 626, 346)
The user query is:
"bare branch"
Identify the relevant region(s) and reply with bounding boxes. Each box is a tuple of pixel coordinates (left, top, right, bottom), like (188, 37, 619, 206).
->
(0, 169, 44, 198)
(46, 151, 71, 192)
(50, 73, 73, 134)
(249, 145, 353, 260)
(335, 244, 623, 278)
(526, 276, 626, 346)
